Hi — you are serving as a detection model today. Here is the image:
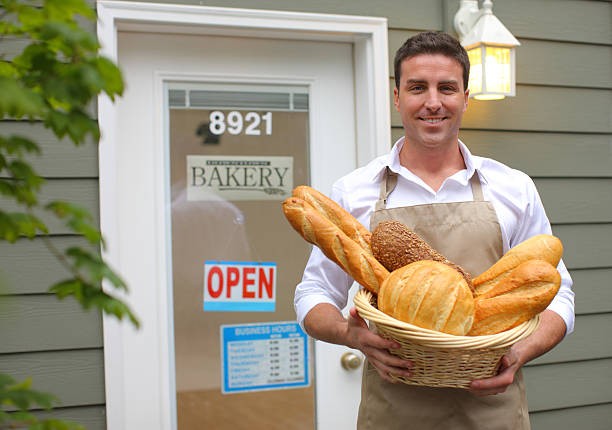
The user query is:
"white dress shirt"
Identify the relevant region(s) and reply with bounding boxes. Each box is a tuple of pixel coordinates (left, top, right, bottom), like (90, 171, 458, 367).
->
(294, 138, 575, 335)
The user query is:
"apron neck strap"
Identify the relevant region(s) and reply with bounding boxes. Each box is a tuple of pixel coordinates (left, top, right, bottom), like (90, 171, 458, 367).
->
(375, 167, 398, 211)
(375, 167, 485, 210)
(470, 171, 484, 201)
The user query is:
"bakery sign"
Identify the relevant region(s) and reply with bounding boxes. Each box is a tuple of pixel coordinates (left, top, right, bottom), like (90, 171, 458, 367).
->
(187, 155, 293, 201)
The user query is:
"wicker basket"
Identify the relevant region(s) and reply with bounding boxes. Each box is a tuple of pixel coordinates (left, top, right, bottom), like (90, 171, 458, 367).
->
(353, 289, 540, 389)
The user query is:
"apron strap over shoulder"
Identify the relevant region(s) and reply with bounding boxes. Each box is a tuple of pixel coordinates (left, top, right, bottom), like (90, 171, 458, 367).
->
(375, 167, 398, 211)
(470, 171, 484, 201)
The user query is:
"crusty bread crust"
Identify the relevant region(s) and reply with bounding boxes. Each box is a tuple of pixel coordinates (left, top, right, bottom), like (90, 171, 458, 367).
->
(282, 196, 389, 294)
(379, 261, 475, 336)
(292, 185, 372, 254)
(473, 234, 562, 298)
(469, 259, 561, 335)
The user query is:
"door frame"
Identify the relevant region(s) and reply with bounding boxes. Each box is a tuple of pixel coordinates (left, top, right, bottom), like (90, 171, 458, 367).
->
(97, 2, 390, 429)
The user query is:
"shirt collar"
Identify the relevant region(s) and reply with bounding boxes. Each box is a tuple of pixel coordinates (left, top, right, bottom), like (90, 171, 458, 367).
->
(370, 136, 488, 186)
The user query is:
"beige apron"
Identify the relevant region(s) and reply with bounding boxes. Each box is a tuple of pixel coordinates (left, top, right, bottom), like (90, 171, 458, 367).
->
(357, 168, 530, 430)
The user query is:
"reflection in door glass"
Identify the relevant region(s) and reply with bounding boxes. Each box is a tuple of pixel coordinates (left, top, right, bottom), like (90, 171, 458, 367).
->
(167, 83, 314, 429)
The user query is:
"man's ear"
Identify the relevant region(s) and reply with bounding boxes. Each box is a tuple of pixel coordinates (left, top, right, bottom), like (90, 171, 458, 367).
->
(393, 87, 400, 112)
(463, 89, 469, 112)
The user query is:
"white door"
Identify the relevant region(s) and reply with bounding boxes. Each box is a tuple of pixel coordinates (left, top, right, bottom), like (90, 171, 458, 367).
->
(113, 30, 365, 429)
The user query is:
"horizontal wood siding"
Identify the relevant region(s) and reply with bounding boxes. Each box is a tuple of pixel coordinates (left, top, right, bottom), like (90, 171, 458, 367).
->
(0, 237, 94, 295)
(530, 403, 612, 430)
(0, 4, 104, 427)
(0, 121, 98, 178)
(0, 295, 103, 353)
(31, 406, 107, 430)
(0, 179, 99, 234)
(0, 349, 105, 407)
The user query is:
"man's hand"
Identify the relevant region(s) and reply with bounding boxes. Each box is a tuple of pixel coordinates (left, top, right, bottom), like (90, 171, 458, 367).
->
(470, 348, 521, 396)
(303, 303, 412, 383)
(470, 309, 567, 396)
(345, 307, 413, 383)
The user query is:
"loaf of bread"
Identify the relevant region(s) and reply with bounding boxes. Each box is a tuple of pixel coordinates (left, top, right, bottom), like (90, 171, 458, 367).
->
(378, 260, 475, 335)
(473, 234, 563, 298)
(292, 185, 372, 254)
(282, 196, 389, 294)
(469, 259, 561, 335)
(371, 220, 474, 291)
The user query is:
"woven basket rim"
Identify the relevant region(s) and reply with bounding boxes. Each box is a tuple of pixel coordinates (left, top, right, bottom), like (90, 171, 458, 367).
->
(354, 289, 540, 350)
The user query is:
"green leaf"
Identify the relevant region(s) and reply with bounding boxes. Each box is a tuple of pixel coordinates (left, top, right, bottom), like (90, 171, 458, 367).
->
(45, 0, 96, 21)
(49, 277, 139, 328)
(94, 57, 124, 100)
(0, 375, 57, 411)
(0, 60, 18, 78)
(0, 210, 48, 241)
(7, 409, 36, 425)
(45, 201, 102, 243)
(44, 109, 99, 145)
(0, 135, 42, 156)
(39, 21, 98, 54)
(0, 77, 45, 119)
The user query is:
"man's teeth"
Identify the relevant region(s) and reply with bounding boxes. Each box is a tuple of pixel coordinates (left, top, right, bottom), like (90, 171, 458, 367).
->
(424, 118, 443, 124)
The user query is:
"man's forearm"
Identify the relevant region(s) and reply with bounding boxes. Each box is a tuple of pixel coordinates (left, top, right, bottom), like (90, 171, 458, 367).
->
(514, 309, 567, 366)
(303, 303, 350, 346)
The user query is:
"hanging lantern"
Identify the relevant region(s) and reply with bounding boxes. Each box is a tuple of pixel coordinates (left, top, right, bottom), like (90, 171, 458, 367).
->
(454, 0, 520, 100)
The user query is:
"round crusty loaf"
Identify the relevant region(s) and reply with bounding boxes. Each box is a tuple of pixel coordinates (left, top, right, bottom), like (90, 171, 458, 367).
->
(378, 260, 475, 335)
(371, 220, 474, 291)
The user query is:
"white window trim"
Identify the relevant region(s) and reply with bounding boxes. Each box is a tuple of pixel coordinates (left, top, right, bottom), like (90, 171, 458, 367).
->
(97, 2, 390, 429)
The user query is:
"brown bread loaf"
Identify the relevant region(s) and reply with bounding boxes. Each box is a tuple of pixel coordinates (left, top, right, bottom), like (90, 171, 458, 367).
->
(292, 185, 372, 254)
(473, 234, 562, 298)
(378, 260, 475, 335)
(469, 259, 561, 336)
(282, 197, 389, 294)
(371, 220, 474, 291)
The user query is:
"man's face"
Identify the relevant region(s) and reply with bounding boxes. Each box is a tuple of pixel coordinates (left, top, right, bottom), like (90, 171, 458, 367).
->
(394, 54, 469, 150)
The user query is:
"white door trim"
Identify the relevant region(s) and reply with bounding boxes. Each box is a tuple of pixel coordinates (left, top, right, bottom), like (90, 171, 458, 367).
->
(97, 2, 389, 429)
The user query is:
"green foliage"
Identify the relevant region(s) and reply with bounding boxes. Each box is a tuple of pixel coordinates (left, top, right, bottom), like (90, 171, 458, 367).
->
(1, 0, 137, 428)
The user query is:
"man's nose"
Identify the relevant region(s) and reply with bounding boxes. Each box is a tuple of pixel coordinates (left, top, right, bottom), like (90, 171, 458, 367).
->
(423, 89, 442, 111)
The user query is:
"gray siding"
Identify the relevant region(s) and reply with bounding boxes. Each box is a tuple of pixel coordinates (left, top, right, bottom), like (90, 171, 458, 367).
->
(0, 0, 609, 429)
(0, 11, 104, 427)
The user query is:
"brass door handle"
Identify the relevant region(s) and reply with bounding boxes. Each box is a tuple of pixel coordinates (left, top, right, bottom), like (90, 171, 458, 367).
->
(340, 352, 362, 371)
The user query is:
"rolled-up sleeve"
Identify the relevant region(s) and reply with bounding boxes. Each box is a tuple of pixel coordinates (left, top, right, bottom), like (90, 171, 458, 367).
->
(294, 245, 354, 328)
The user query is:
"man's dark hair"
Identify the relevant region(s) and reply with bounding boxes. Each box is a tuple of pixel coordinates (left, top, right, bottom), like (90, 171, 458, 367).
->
(393, 31, 470, 91)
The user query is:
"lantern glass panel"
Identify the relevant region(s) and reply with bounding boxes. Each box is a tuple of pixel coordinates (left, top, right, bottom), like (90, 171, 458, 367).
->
(484, 46, 511, 93)
(467, 47, 482, 94)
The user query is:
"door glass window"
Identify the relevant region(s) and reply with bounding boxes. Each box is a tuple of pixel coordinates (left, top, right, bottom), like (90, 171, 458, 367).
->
(166, 82, 314, 429)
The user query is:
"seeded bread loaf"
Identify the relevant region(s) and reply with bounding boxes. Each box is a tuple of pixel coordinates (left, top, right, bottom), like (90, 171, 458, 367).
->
(371, 220, 474, 291)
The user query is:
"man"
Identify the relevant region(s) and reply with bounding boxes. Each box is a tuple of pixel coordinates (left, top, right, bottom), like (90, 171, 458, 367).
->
(294, 31, 575, 429)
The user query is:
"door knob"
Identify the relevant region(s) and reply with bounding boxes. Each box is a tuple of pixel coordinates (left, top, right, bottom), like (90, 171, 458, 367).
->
(340, 352, 362, 371)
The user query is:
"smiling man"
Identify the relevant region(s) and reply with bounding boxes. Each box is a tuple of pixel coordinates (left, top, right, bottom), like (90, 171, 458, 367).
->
(294, 31, 574, 429)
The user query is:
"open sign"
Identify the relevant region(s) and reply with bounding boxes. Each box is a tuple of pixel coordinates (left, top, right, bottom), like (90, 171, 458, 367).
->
(204, 261, 276, 311)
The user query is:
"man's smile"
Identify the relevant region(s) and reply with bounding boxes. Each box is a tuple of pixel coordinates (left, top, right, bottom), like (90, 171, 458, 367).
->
(420, 117, 446, 124)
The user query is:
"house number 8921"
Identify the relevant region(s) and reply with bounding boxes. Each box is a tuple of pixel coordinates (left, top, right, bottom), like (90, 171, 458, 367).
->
(209, 111, 272, 136)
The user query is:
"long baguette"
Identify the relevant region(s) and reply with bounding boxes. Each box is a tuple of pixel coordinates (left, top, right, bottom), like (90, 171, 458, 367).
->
(292, 185, 372, 254)
(469, 259, 561, 335)
(282, 197, 389, 294)
(473, 234, 562, 298)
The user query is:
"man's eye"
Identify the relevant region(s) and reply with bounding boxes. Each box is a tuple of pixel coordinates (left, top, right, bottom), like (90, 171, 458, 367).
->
(410, 86, 424, 91)
(440, 86, 456, 92)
